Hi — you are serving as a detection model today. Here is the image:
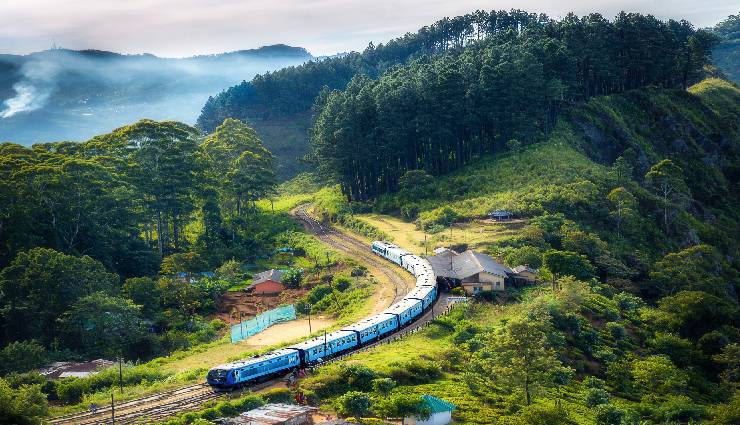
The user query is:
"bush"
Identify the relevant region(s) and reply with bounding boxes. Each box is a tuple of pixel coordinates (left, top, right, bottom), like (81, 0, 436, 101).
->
(516, 403, 577, 425)
(282, 268, 304, 289)
(334, 275, 352, 292)
(654, 395, 706, 422)
(605, 322, 626, 340)
(594, 404, 626, 425)
(371, 378, 395, 395)
(451, 287, 465, 296)
(418, 206, 459, 230)
(263, 388, 293, 403)
(0, 340, 47, 375)
(388, 360, 442, 385)
(583, 376, 606, 389)
(585, 388, 611, 407)
(336, 391, 372, 419)
(55, 365, 167, 403)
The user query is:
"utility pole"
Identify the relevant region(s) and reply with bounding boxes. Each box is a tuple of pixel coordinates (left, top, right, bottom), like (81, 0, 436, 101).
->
(110, 393, 115, 425)
(118, 356, 123, 393)
(323, 330, 327, 357)
(307, 304, 312, 334)
(424, 234, 428, 255)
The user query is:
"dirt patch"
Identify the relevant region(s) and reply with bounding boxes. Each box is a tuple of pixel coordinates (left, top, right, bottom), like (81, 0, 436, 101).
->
(242, 317, 334, 347)
(216, 289, 308, 323)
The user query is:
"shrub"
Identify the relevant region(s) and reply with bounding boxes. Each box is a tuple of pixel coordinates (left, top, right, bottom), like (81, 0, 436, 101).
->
(371, 378, 395, 396)
(605, 322, 626, 340)
(516, 403, 577, 425)
(388, 360, 442, 385)
(585, 388, 611, 407)
(654, 395, 706, 422)
(334, 275, 352, 292)
(0, 340, 47, 375)
(263, 388, 293, 403)
(451, 287, 465, 296)
(583, 376, 606, 389)
(336, 391, 372, 419)
(594, 404, 626, 425)
(282, 268, 304, 289)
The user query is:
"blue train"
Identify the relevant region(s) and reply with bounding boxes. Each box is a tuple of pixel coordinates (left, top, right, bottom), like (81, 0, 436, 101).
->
(206, 241, 438, 389)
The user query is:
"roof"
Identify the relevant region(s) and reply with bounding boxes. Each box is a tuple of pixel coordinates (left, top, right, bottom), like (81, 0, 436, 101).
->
(39, 359, 115, 379)
(421, 395, 456, 413)
(231, 403, 317, 424)
(490, 209, 513, 216)
(425, 250, 511, 280)
(253, 269, 285, 285)
(512, 265, 537, 274)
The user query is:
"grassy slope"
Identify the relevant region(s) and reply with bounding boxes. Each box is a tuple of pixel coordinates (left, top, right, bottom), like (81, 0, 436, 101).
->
(357, 213, 526, 254)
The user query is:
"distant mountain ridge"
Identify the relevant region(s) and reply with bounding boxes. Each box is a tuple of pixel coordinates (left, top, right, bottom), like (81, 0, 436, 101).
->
(0, 44, 313, 144)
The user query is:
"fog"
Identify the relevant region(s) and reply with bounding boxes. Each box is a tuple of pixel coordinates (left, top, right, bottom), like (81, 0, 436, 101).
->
(0, 46, 312, 144)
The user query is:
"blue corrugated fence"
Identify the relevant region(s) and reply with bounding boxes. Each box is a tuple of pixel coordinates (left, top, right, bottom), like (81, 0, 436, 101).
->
(230, 305, 297, 343)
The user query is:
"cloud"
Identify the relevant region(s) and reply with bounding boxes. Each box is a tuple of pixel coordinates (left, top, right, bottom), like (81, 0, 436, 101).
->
(1, 59, 59, 118)
(0, 0, 736, 57)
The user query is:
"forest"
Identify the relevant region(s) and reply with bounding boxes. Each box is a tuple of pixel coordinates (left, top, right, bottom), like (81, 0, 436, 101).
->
(308, 12, 718, 200)
(0, 118, 283, 367)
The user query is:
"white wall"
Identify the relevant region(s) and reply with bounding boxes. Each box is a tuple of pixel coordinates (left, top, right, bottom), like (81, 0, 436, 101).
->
(407, 411, 452, 425)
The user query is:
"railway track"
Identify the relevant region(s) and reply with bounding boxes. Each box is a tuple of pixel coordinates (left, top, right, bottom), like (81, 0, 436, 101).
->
(292, 204, 414, 305)
(48, 203, 440, 425)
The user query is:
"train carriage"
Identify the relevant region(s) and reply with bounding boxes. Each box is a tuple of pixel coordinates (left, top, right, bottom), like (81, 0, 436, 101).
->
(206, 349, 300, 389)
(287, 330, 358, 364)
(383, 298, 423, 326)
(404, 285, 437, 310)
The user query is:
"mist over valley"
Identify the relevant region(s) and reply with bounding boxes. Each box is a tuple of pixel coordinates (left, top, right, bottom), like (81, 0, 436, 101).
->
(0, 45, 312, 144)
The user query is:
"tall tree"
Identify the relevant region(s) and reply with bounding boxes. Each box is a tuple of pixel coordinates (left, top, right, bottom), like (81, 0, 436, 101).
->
(645, 159, 689, 233)
(486, 314, 561, 405)
(86, 120, 200, 257)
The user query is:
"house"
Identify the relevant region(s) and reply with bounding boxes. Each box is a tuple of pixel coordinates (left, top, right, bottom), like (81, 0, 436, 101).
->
(225, 403, 318, 425)
(250, 269, 286, 294)
(511, 265, 539, 285)
(489, 209, 513, 221)
(406, 395, 455, 425)
(426, 250, 512, 295)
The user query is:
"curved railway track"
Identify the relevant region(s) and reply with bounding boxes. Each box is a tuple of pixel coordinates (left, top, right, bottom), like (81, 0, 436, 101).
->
(48, 203, 443, 425)
(292, 204, 414, 305)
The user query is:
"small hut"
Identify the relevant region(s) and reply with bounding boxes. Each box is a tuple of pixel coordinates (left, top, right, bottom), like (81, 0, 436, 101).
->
(406, 395, 456, 425)
(489, 210, 513, 221)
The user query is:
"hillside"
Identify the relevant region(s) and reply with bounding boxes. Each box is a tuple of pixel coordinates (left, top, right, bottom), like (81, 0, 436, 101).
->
(0, 45, 311, 144)
(298, 78, 740, 424)
(368, 79, 739, 255)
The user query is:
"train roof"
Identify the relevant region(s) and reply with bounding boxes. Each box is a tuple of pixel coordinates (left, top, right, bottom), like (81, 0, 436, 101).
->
(212, 348, 297, 370)
(342, 313, 394, 332)
(287, 330, 356, 350)
(405, 285, 435, 300)
(383, 298, 421, 315)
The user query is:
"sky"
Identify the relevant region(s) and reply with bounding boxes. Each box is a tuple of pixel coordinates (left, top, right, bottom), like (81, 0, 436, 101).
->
(0, 0, 736, 57)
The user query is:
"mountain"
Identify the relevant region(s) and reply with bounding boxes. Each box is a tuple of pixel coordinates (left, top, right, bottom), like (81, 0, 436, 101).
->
(196, 10, 554, 179)
(0, 45, 312, 144)
(710, 13, 740, 83)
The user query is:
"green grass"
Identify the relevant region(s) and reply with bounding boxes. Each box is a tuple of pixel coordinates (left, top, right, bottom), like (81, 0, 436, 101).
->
(400, 138, 608, 229)
(689, 77, 740, 118)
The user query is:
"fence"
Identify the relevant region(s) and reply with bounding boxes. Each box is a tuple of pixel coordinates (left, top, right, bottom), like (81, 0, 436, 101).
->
(230, 305, 297, 343)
